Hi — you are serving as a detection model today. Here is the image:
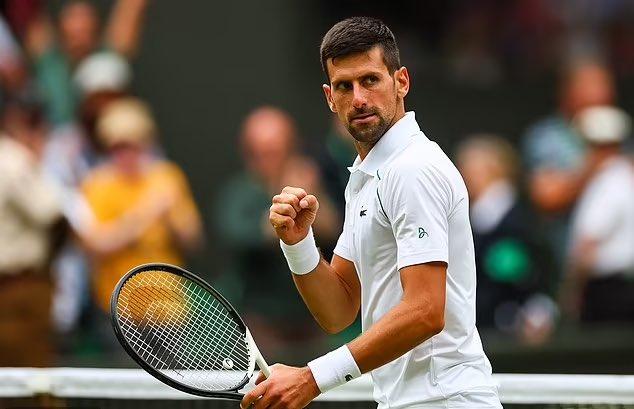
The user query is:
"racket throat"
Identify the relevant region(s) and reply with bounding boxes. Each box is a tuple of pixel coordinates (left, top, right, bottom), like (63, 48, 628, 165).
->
(246, 329, 271, 378)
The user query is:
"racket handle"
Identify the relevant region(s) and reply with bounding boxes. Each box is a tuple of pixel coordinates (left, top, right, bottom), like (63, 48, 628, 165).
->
(256, 354, 271, 378)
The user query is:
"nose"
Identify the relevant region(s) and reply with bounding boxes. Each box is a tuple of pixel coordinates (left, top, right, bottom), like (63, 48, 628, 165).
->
(352, 83, 367, 109)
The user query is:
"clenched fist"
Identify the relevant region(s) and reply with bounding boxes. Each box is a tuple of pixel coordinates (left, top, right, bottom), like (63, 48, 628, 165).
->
(269, 186, 319, 245)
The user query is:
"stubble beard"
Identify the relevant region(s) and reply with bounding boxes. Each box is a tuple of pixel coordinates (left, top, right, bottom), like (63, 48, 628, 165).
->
(346, 112, 390, 151)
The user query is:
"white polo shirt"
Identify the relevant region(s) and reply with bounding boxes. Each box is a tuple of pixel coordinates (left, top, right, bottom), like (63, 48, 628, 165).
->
(334, 112, 499, 408)
(571, 157, 634, 277)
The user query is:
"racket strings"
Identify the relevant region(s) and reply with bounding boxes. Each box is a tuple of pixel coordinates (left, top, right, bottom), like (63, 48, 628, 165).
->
(120, 275, 249, 390)
(116, 271, 251, 391)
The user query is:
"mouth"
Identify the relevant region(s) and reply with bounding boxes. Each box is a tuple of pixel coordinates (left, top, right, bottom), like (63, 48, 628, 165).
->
(350, 113, 377, 125)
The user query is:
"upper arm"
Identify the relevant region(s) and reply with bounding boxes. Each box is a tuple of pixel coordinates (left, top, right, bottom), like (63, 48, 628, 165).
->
(331, 253, 361, 316)
(400, 262, 447, 330)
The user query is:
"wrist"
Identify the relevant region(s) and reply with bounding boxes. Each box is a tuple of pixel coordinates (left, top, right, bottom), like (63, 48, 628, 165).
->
(300, 366, 321, 398)
(280, 227, 320, 275)
(307, 345, 361, 393)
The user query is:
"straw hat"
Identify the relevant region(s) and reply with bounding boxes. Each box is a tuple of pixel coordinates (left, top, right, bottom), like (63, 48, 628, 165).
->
(97, 98, 156, 148)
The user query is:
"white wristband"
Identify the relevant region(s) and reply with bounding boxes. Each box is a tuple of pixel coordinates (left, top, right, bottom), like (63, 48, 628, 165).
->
(280, 227, 321, 275)
(307, 345, 361, 393)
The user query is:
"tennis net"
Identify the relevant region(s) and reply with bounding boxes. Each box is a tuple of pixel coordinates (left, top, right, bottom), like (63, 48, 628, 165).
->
(2, 368, 634, 408)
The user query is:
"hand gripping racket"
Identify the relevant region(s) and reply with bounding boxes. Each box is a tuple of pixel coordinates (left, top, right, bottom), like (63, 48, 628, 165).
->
(110, 263, 271, 400)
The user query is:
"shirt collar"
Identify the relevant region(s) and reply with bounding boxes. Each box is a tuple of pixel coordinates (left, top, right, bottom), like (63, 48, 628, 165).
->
(347, 111, 423, 176)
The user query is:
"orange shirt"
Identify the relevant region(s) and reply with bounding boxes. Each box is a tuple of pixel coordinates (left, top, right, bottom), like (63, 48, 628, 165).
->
(82, 160, 201, 312)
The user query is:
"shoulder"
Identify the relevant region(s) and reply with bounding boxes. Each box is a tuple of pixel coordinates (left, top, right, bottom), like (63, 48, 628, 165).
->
(149, 160, 188, 181)
(382, 137, 459, 193)
(0, 138, 31, 171)
(378, 137, 463, 215)
(587, 159, 634, 198)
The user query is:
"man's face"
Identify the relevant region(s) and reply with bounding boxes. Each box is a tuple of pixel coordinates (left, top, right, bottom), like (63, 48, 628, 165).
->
(110, 143, 145, 175)
(561, 64, 615, 118)
(323, 46, 409, 147)
(241, 112, 293, 184)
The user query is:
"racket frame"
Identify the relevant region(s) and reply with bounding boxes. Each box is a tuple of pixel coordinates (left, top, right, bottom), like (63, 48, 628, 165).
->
(110, 263, 268, 400)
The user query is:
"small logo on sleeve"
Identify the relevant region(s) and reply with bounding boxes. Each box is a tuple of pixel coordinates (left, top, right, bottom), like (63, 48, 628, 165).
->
(345, 374, 353, 382)
(359, 208, 367, 217)
(418, 227, 429, 238)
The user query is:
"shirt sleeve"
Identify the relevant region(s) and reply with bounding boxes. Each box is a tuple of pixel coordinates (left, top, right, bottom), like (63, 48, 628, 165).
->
(380, 163, 451, 270)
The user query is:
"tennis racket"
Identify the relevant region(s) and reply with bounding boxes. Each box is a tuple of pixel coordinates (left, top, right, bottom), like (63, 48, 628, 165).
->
(110, 263, 271, 400)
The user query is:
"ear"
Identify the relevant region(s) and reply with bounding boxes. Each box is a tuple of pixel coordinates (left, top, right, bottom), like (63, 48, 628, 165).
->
(395, 67, 410, 99)
(322, 84, 336, 113)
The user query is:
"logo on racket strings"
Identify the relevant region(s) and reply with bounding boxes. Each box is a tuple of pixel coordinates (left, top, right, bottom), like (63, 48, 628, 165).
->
(222, 358, 234, 370)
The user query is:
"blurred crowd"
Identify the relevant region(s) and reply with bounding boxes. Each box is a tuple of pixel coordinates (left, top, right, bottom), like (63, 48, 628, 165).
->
(0, 0, 633, 370)
(0, 0, 205, 366)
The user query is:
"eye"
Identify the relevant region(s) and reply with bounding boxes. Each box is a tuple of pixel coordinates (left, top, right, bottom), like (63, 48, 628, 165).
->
(335, 81, 352, 91)
(363, 76, 379, 86)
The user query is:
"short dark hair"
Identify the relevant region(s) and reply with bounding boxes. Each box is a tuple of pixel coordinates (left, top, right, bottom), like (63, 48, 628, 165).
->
(320, 17, 401, 80)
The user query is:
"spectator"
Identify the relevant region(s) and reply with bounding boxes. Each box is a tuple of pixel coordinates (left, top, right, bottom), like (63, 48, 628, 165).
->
(457, 134, 555, 344)
(0, 98, 62, 366)
(25, 0, 148, 125)
(522, 57, 616, 277)
(78, 97, 203, 358)
(561, 106, 634, 323)
(42, 53, 131, 336)
(214, 106, 339, 364)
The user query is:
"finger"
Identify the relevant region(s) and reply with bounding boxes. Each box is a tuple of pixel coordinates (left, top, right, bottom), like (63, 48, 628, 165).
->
(255, 371, 267, 385)
(299, 194, 319, 212)
(273, 193, 302, 213)
(241, 381, 268, 409)
(282, 186, 307, 200)
(252, 392, 274, 409)
(270, 203, 297, 219)
(269, 213, 295, 230)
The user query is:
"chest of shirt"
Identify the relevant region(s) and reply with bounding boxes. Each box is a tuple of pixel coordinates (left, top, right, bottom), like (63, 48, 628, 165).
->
(345, 172, 396, 273)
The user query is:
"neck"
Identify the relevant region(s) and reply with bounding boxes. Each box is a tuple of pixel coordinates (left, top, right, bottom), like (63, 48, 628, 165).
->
(354, 140, 374, 160)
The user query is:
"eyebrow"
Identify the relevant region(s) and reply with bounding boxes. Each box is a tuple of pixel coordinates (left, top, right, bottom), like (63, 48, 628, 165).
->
(331, 70, 384, 87)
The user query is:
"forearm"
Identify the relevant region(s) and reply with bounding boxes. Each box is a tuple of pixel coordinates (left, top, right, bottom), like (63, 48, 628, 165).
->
(81, 213, 148, 255)
(80, 200, 165, 256)
(292, 258, 359, 334)
(348, 299, 443, 373)
(106, 0, 149, 58)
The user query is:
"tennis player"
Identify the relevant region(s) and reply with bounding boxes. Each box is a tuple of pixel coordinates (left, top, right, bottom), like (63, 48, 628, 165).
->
(241, 17, 501, 408)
